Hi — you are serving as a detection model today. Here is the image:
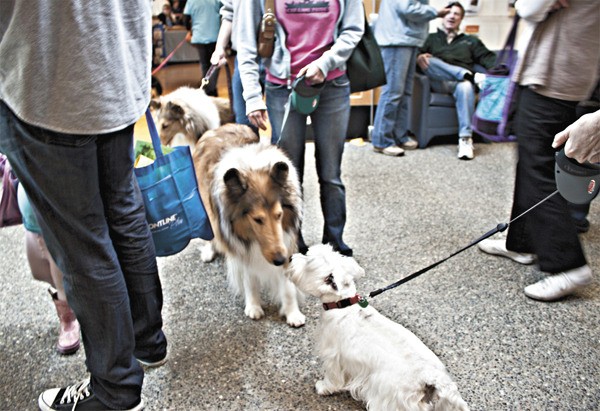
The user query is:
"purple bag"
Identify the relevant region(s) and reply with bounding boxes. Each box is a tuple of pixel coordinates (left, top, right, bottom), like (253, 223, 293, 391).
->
(0, 154, 23, 227)
(472, 15, 520, 142)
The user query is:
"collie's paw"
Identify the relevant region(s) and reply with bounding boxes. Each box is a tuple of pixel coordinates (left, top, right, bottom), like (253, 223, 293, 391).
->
(200, 242, 216, 262)
(244, 304, 264, 320)
(315, 379, 337, 396)
(285, 310, 306, 328)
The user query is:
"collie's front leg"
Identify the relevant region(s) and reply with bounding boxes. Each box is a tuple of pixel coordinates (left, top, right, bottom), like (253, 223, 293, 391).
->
(242, 269, 264, 320)
(200, 240, 217, 262)
(279, 277, 305, 327)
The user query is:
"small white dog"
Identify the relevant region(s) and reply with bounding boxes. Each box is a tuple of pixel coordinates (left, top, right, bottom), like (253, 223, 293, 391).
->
(287, 244, 469, 411)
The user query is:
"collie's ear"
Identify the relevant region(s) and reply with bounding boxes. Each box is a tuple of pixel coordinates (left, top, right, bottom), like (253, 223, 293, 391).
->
(224, 168, 247, 199)
(165, 101, 186, 119)
(149, 99, 161, 111)
(184, 113, 210, 140)
(270, 161, 289, 186)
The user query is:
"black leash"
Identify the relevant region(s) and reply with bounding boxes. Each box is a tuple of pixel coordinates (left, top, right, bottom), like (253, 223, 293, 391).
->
(368, 190, 559, 299)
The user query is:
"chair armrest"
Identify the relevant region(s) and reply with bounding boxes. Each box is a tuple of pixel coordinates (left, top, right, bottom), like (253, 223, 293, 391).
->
(412, 73, 431, 112)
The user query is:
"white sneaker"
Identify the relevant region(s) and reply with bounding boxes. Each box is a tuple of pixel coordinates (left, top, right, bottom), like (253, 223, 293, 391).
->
(474, 72, 486, 89)
(373, 145, 405, 157)
(400, 136, 418, 150)
(458, 137, 474, 160)
(478, 238, 536, 265)
(524, 265, 593, 301)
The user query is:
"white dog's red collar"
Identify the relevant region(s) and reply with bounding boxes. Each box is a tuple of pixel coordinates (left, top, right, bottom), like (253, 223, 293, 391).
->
(323, 294, 368, 310)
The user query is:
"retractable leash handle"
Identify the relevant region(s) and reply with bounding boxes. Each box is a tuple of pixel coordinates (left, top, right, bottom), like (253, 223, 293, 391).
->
(368, 223, 508, 299)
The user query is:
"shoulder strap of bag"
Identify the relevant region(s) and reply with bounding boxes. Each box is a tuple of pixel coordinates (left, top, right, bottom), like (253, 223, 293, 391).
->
(496, 15, 521, 68)
(145, 109, 164, 159)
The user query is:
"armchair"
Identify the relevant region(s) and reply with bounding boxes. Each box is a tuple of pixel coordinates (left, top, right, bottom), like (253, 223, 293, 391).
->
(410, 72, 459, 148)
(409, 62, 494, 149)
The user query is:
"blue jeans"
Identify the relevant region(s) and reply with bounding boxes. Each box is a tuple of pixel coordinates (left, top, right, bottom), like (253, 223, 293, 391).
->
(0, 101, 167, 409)
(266, 74, 352, 253)
(423, 57, 476, 138)
(233, 57, 258, 135)
(372, 46, 418, 148)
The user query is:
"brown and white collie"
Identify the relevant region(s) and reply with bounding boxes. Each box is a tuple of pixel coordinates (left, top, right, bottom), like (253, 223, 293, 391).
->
(193, 124, 305, 327)
(150, 86, 233, 151)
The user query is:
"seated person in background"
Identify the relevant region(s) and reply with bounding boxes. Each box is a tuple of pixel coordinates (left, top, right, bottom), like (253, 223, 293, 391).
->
(417, 1, 496, 160)
(159, 3, 178, 27)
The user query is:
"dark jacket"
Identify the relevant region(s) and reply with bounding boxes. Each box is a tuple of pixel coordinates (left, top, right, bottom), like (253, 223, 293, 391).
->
(420, 29, 496, 71)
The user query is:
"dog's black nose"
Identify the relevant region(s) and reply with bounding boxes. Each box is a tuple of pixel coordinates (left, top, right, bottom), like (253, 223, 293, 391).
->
(273, 255, 286, 266)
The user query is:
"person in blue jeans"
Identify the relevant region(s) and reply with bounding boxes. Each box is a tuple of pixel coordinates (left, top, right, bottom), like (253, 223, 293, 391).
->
(237, 0, 364, 256)
(417, 2, 496, 160)
(0, 2, 167, 410)
(371, 0, 449, 157)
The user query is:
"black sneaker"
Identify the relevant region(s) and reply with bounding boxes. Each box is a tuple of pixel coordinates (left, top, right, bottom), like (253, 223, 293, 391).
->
(336, 247, 353, 257)
(574, 218, 590, 233)
(38, 378, 144, 411)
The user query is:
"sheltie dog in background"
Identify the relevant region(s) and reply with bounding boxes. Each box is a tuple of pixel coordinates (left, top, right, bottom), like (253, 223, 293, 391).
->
(287, 244, 470, 410)
(193, 124, 306, 327)
(150, 86, 233, 152)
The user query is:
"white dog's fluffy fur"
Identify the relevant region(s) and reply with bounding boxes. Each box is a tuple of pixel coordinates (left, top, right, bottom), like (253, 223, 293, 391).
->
(287, 244, 469, 411)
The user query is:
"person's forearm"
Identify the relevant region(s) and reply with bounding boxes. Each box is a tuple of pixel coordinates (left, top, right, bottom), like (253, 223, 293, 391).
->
(514, 0, 559, 22)
(216, 19, 232, 51)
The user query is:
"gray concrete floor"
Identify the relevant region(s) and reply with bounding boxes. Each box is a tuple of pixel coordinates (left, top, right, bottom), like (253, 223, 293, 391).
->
(1, 140, 599, 410)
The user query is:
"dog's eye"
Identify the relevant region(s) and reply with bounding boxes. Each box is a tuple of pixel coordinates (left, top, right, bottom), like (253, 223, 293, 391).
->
(275, 211, 283, 220)
(253, 217, 264, 225)
(325, 274, 337, 290)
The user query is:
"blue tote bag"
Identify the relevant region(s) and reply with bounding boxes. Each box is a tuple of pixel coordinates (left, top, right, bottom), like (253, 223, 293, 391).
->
(135, 110, 213, 256)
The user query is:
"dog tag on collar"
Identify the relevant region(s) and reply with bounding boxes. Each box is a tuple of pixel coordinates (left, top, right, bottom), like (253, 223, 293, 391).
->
(358, 296, 369, 308)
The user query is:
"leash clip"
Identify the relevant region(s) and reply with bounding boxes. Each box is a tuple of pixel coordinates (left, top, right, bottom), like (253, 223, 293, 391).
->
(358, 295, 369, 308)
